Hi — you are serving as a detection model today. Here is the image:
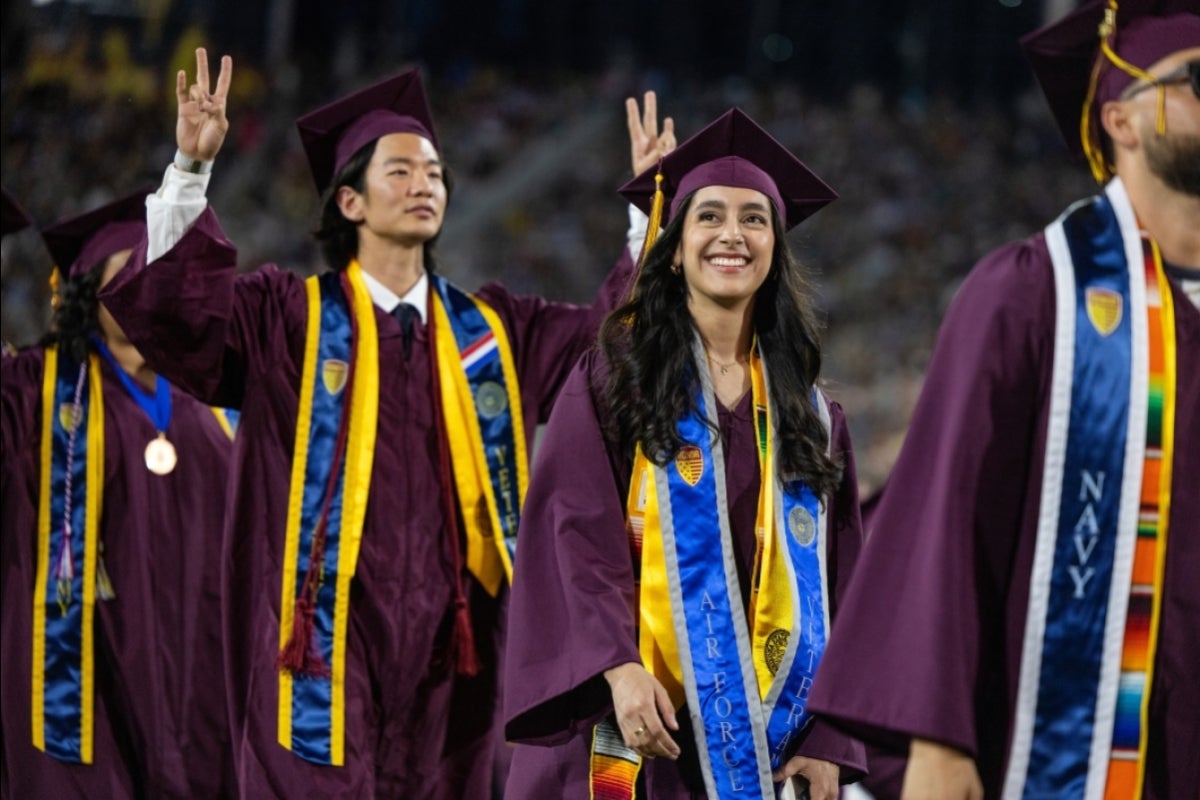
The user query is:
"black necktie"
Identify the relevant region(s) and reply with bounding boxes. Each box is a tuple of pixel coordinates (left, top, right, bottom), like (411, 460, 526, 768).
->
(392, 302, 418, 359)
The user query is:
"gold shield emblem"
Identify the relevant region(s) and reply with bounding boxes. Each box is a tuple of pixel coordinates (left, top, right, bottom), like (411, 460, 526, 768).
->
(1085, 288, 1122, 337)
(322, 359, 349, 395)
(675, 446, 704, 486)
(58, 402, 82, 432)
(764, 629, 790, 675)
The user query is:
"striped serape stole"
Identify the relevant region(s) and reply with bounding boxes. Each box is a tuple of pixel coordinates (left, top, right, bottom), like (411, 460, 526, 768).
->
(1103, 233, 1174, 800)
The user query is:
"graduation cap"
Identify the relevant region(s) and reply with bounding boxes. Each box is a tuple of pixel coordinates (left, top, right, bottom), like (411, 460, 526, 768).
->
(42, 186, 153, 278)
(619, 107, 836, 244)
(295, 68, 439, 194)
(2, 186, 32, 238)
(1020, 0, 1200, 181)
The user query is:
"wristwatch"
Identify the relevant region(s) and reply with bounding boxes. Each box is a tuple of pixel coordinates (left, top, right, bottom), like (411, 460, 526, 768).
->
(174, 149, 213, 175)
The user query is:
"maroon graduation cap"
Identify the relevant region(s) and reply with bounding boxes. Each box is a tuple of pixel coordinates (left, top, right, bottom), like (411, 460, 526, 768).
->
(2, 186, 32, 238)
(295, 68, 439, 194)
(619, 108, 836, 233)
(619, 107, 835, 231)
(1020, 0, 1200, 177)
(41, 187, 154, 277)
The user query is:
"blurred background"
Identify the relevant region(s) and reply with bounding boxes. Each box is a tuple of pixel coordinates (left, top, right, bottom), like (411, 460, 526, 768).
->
(1, 0, 1096, 493)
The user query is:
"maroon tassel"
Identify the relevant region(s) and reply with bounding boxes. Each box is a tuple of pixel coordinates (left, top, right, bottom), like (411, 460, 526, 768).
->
(428, 308, 482, 678)
(451, 596, 480, 676)
(276, 590, 331, 679)
(277, 517, 333, 679)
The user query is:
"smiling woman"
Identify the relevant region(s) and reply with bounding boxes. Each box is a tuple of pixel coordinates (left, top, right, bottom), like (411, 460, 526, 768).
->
(503, 108, 867, 800)
(676, 185, 776, 322)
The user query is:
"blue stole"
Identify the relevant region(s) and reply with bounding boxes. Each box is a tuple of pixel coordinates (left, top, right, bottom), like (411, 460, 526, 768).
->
(278, 268, 379, 766)
(33, 347, 104, 763)
(654, 338, 831, 797)
(1003, 179, 1148, 799)
(430, 274, 526, 592)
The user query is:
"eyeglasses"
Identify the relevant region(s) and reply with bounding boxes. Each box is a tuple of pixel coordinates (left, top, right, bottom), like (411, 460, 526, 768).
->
(1121, 61, 1200, 101)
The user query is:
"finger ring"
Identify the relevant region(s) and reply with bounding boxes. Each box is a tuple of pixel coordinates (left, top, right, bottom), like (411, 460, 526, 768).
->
(633, 725, 646, 736)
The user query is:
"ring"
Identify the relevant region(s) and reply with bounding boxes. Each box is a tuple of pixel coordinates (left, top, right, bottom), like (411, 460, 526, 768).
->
(633, 725, 646, 736)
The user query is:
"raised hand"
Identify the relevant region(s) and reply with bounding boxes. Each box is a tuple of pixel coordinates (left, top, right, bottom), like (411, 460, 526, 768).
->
(626, 90, 676, 177)
(603, 661, 681, 760)
(176, 47, 233, 163)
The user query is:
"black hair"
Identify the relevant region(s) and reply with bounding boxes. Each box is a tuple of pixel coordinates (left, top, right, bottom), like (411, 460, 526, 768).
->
(39, 262, 103, 363)
(313, 138, 455, 272)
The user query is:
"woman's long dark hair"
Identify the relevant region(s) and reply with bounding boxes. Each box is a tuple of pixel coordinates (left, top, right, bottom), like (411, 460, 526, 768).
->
(599, 190, 842, 498)
(39, 263, 103, 364)
(313, 138, 455, 272)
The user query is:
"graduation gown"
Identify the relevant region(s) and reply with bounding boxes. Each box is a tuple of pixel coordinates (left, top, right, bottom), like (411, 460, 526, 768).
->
(503, 348, 867, 799)
(99, 207, 634, 798)
(1, 347, 234, 799)
(806, 232, 1200, 799)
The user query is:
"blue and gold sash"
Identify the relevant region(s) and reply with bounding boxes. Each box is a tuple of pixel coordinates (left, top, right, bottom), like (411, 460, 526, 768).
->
(430, 274, 526, 596)
(277, 264, 524, 765)
(32, 345, 104, 763)
(277, 263, 379, 766)
(1003, 178, 1171, 800)
(598, 337, 831, 798)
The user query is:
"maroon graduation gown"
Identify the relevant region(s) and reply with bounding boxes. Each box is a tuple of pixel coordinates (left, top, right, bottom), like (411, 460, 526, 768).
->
(806, 234, 1200, 799)
(99, 207, 634, 798)
(1, 347, 234, 799)
(503, 347, 868, 799)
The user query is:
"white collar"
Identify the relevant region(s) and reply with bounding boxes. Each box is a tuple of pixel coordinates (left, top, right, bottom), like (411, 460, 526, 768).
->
(359, 269, 428, 324)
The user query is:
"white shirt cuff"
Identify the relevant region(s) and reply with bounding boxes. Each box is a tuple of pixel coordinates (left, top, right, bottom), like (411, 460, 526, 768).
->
(626, 204, 649, 260)
(147, 163, 212, 263)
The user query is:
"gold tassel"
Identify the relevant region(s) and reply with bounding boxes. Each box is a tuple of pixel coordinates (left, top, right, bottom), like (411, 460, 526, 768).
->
(49, 266, 63, 311)
(632, 172, 667, 300)
(96, 543, 116, 601)
(1083, 0, 1163, 183)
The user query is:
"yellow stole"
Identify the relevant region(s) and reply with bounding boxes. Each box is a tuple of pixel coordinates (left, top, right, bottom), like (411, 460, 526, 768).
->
(430, 276, 527, 596)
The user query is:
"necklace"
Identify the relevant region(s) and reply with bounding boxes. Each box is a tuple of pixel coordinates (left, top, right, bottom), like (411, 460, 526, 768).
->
(706, 349, 750, 376)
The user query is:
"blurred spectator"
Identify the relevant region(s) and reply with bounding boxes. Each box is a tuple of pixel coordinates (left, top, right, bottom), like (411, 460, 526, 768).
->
(1, 3, 1094, 495)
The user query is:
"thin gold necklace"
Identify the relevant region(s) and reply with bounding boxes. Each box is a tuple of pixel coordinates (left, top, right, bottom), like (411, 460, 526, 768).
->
(706, 349, 750, 375)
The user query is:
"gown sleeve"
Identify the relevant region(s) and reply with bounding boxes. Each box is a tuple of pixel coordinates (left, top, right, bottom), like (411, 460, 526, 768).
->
(99, 207, 309, 411)
(503, 347, 641, 745)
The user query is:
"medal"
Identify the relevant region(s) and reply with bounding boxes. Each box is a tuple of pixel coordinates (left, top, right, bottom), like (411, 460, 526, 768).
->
(92, 338, 179, 476)
(144, 433, 178, 475)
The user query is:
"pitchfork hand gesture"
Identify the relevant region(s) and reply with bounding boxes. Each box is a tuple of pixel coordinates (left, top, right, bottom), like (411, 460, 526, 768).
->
(176, 46, 233, 164)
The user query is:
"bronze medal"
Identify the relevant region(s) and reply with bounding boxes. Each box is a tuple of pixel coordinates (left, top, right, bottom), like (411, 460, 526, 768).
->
(144, 433, 177, 475)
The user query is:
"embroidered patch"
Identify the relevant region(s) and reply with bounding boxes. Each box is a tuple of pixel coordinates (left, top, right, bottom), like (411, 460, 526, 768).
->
(675, 446, 704, 486)
(1086, 287, 1122, 336)
(788, 506, 816, 547)
(321, 359, 348, 395)
(475, 381, 508, 419)
(58, 402, 82, 432)
(765, 629, 790, 675)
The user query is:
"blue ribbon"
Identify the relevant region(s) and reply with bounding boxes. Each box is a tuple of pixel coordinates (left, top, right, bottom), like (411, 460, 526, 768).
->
(92, 337, 172, 433)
